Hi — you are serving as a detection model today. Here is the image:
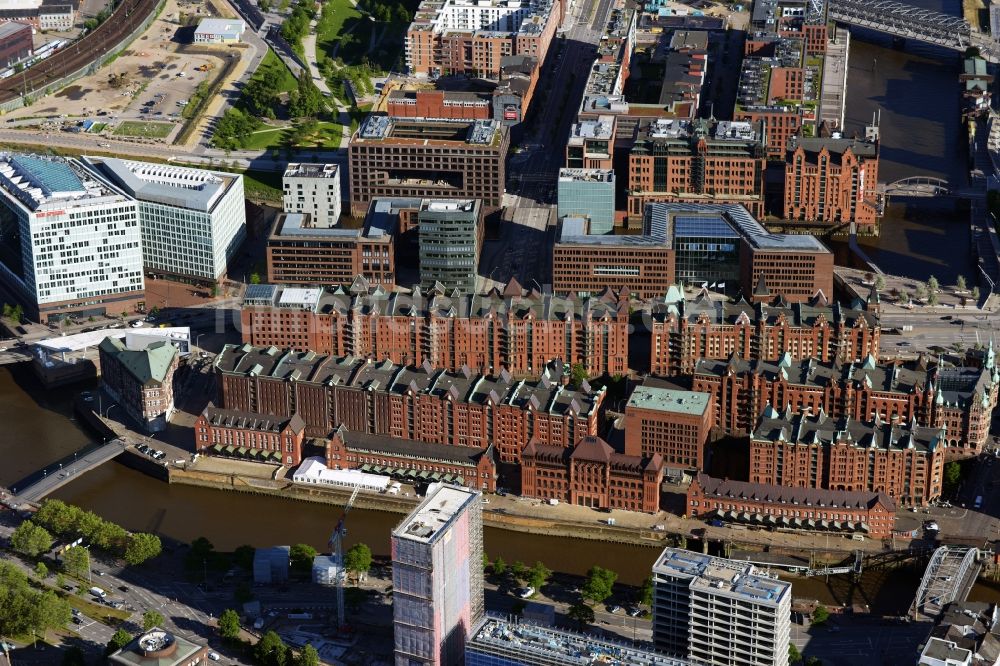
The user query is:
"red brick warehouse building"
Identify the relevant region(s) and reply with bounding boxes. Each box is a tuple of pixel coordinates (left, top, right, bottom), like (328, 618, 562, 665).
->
(623, 386, 714, 470)
(647, 288, 880, 376)
(520, 436, 664, 512)
(686, 474, 897, 539)
(240, 279, 630, 379)
(213, 344, 605, 465)
(194, 407, 306, 466)
(750, 407, 946, 506)
(693, 352, 999, 456)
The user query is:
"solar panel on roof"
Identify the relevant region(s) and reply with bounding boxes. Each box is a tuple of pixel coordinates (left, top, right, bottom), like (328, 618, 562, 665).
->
(244, 284, 278, 302)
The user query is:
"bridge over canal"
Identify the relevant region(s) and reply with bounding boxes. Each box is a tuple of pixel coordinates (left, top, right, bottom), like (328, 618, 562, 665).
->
(5, 439, 127, 507)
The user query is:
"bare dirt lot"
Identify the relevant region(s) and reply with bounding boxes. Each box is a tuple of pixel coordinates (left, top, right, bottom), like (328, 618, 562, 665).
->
(5, 0, 237, 141)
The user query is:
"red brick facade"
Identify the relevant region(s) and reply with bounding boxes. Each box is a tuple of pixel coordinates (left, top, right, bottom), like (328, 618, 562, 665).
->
(649, 292, 880, 376)
(693, 354, 998, 457)
(623, 386, 714, 469)
(686, 473, 896, 538)
(520, 436, 664, 513)
(240, 279, 630, 378)
(193, 407, 306, 466)
(750, 408, 946, 506)
(784, 138, 880, 231)
(215, 345, 604, 464)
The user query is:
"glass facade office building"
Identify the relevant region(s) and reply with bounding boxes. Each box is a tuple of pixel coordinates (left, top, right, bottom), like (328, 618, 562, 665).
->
(82, 157, 246, 283)
(672, 215, 740, 293)
(557, 169, 615, 235)
(418, 199, 482, 294)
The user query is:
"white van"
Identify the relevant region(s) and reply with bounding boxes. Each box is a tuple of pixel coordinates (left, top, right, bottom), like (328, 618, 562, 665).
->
(89, 586, 107, 599)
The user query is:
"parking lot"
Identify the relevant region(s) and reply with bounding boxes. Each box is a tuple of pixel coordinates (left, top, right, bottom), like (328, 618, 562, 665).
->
(4, 0, 234, 142)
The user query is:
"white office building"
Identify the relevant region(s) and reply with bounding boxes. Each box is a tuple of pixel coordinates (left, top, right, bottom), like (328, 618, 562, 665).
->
(652, 547, 791, 666)
(83, 157, 246, 284)
(0, 153, 144, 321)
(282, 163, 341, 227)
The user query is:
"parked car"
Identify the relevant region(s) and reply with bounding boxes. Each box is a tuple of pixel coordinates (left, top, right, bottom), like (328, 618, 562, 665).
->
(606, 604, 622, 614)
(517, 587, 535, 599)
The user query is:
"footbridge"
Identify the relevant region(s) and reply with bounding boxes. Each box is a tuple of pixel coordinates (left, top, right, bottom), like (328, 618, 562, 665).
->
(910, 546, 982, 622)
(880, 176, 953, 198)
(828, 0, 976, 54)
(6, 439, 127, 507)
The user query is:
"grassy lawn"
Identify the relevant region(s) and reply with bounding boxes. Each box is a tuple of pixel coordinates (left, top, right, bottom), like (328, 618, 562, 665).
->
(114, 121, 174, 138)
(253, 49, 298, 94)
(89, 122, 107, 133)
(241, 120, 344, 150)
(316, 0, 363, 59)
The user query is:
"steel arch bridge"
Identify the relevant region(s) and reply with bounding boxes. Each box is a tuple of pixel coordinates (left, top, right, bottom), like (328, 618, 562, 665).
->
(882, 176, 953, 197)
(911, 546, 980, 621)
(828, 0, 971, 52)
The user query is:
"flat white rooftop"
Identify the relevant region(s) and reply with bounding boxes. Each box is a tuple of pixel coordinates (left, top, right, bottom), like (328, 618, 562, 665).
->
(34, 327, 191, 353)
(394, 484, 479, 544)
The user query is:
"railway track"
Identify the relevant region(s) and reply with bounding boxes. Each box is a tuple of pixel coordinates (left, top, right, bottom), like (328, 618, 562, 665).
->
(0, 0, 160, 105)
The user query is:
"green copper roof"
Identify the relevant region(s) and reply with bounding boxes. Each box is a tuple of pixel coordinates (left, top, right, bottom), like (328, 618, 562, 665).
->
(627, 386, 711, 416)
(99, 337, 177, 386)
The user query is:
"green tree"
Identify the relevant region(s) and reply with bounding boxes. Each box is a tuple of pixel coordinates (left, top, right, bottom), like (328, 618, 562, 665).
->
(811, 605, 830, 626)
(928, 275, 939, 292)
(34, 562, 48, 579)
(482, 552, 490, 571)
(233, 544, 255, 570)
(972, 286, 982, 300)
(927, 291, 939, 306)
(943, 461, 962, 496)
(0, 563, 69, 637)
(142, 610, 165, 631)
(567, 602, 595, 629)
(255, 630, 289, 666)
(914, 284, 926, 301)
(11, 521, 54, 558)
(581, 566, 618, 605)
(106, 628, 133, 655)
(493, 555, 506, 577)
(212, 108, 262, 151)
(296, 644, 320, 666)
(62, 646, 86, 666)
(289, 543, 317, 576)
(259, 0, 271, 9)
(956, 275, 967, 291)
(510, 561, 528, 583)
(639, 576, 654, 606)
(289, 75, 325, 118)
(569, 363, 588, 388)
(61, 545, 89, 578)
(804, 658, 823, 666)
(124, 533, 162, 566)
(789, 643, 803, 664)
(873, 274, 886, 291)
(186, 536, 215, 573)
(55, 573, 66, 589)
(218, 608, 241, 640)
(898, 291, 910, 305)
(527, 561, 551, 591)
(250, 272, 262, 285)
(344, 543, 372, 581)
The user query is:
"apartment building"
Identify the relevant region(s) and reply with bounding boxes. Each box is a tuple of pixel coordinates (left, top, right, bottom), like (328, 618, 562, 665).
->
(557, 169, 615, 236)
(652, 547, 791, 666)
(265, 210, 396, 287)
(348, 116, 508, 216)
(99, 337, 178, 433)
(282, 163, 341, 228)
(0, 154, 144, 321)
(686, 473, 897, 538)
(193, 406, 306, 466)
(418, 199, 483, 294)
(627, 119, 767, 218)
(648, 287, 880, 376)
(520, 435, 664, 513)
(404, 0, 560, 78)
(214, 344, 604, 464)
(392, 484, 484, 666)
(693, 351, 999, 456)
(784, 136, 880, 231)
(750, 407, 946, 506)
(82, 157, 246, 285)
(566, 116, 615, 170)
(239, 279, 630, 378)
(623, 386, 713, 469)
